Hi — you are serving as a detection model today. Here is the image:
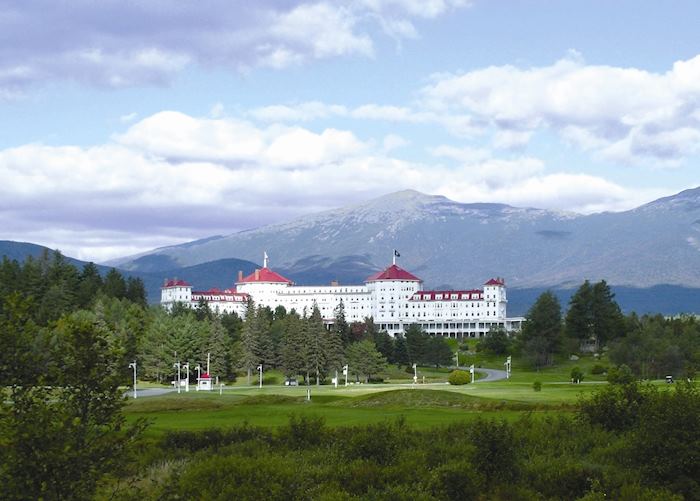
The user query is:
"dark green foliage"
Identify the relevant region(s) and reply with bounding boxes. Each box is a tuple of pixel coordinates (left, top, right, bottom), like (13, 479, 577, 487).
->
(629, 383, 700, 498)
(393, 334, 409, 365)
(425, 335, 453, 368)
(519, 291, 563, 368)
(591, 364, 607, 375)
(0, 310, 146, 501)
(570, 366, 584, 382)
(448, 369, 470, 385)
(609, 314, 700, 379)
(533, 380, 542, 391)
(478, 327, 511, 355)
(103, 267, 127, 299)
(346, 339, 387, 382)
(579, 382, 648, 431)
(607, 364, 635, 384)
(566, 280, 625, 349)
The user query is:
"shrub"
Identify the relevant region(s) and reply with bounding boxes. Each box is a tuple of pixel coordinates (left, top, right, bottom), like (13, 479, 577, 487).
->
(448, 370, 471, 385)
(570, 367, 584, 383)
(591, 364, 607, 375)
(607, 364, 635, 385)
(533, 380, 542, 392)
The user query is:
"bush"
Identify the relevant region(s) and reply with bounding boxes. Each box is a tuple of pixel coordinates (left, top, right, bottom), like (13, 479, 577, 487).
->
(607, 364, 635, 385)
(533, 380, 542, 392)
(570, 367, 584, 383)
(448, 370, 471, 385)
(591, 364, 607, 375)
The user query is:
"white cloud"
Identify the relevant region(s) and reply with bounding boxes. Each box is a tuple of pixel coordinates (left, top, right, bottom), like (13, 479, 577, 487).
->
(0, 1, 470, 94)
(0, 110, 677, 261)
(421, 54, 700, 163)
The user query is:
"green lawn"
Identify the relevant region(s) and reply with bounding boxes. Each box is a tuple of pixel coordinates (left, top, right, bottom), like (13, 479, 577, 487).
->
(123, 354, 660, 437)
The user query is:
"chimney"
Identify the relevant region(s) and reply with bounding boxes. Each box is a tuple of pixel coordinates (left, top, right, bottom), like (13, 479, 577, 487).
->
(164, 278, 168, 286)
(330, 280, 339, 287)
(238, 270, 243, 282)
(255, 269, 260, 280)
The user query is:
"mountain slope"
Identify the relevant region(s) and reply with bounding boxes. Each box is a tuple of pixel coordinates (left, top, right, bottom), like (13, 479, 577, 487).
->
(113, 187, 700, 289)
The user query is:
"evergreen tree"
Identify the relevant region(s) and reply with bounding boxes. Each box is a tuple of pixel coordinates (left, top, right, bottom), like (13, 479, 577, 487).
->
(520, 291, 563, 369)
(102, 268, 127, 299)
(76, 262, 103, 309)
(426, 336, 454, 368)
(346, 339, 387, 383)
(333, 300, 350, 345)
(239, 299, 264, 383)
(306, 305, 328, 385)
(394, 334, 410, 366)
(199, 318, 228, 377)
(405, 324, 429, 365)
(140, 309, 172, 382)
(280, 311, 306, 378)
(373, 330, 395, 363)
(125, 276, 147, 307)
(565, 280, 594, 343)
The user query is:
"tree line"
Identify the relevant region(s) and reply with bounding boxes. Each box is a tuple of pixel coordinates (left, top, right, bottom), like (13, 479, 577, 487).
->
(498, 279, 700, 378)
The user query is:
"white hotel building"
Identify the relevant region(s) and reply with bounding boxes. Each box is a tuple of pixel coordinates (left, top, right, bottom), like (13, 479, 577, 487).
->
(161, 257, 524, 338)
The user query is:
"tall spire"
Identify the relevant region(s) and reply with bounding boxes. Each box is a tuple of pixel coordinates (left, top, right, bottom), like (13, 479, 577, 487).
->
(263, 251, 269, 268)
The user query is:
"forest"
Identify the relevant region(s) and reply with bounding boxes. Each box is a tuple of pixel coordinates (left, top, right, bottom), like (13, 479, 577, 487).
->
(1, 251, 699, 499)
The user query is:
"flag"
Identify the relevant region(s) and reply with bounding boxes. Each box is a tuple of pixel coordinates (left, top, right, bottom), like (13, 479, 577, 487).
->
(394, 249, 400, 257)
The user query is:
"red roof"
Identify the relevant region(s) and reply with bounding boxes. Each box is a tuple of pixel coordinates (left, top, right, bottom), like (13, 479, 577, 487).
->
(366, 264, 422, 282)
(162, 279, 191, 288)
(200, 373, 211, 379)
(237, 267, 292, 284)
(484, 278, 505, 286)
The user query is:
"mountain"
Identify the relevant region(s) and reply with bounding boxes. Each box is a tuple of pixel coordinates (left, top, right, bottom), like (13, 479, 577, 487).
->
(112, 187, 700, 290)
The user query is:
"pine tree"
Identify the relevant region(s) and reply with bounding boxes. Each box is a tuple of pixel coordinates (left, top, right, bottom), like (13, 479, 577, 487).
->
(240, 299, 261, 384)
(125, 276, 147, 307)
(394, 334, 410, 366)
(521, 291, 563, 368)
(76, 262, 103, 309)
(102, 268, 127, 300)
(346, 340, 387, 383)
(566, 281, 594, 342)
(306, 305, 327, 385)
(333, 300, 350, 345)
(199, 318, 228, 377)
(280, 311, 306, 378)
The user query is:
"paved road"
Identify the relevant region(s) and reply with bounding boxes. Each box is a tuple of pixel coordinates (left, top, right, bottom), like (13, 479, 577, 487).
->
(125, 388, 176, 398)
(473, 367, 508, 382)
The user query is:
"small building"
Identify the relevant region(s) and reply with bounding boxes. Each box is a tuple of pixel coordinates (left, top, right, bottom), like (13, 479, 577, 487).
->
(197, 372, 212, 391)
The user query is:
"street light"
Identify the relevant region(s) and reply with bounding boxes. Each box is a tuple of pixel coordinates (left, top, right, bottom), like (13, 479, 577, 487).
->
(469, 364, 475, 384)
(183, 363, 190, 392)
(342, 364, 348, 387)
(412, 363, 418, 385)
(257, 364, 263, 389)
(195, 364, 201, 391)
(173, 362, 181, 394)
(504, 356, 512, 379)
(128, 361, 137, 399)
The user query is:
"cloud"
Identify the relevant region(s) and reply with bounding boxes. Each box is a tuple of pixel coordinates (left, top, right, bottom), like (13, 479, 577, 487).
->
(1, 110, 666, 260)
(0, 1, 469, 94)
(421, 54, 700, 163)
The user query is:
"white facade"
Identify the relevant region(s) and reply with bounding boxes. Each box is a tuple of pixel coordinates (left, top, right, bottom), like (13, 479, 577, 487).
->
(161, 262, 524, 338)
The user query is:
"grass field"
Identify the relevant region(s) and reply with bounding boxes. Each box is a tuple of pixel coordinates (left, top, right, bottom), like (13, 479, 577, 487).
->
(124, 355, 620, 437)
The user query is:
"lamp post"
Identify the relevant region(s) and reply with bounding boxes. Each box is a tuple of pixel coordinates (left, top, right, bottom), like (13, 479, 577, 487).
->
(469, 364, 475, 384)
(454, 350, 459, 368)
(412, 363, 418, 386)
(183, 363, 190, 392)
(173, 362, 181, 394)
(257, 364, 263, 389)
(128, 361, 137, 399)
(342, 364, 348, 387)
(504, 356, 512, 379)
(195, 364, 201, 391)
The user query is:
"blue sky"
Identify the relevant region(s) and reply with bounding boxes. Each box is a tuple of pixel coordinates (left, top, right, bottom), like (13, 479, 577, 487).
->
(1, 0, 699, 261)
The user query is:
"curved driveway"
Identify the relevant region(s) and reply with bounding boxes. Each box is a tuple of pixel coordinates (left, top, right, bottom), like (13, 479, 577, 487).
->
(473, 367, 508, 382)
